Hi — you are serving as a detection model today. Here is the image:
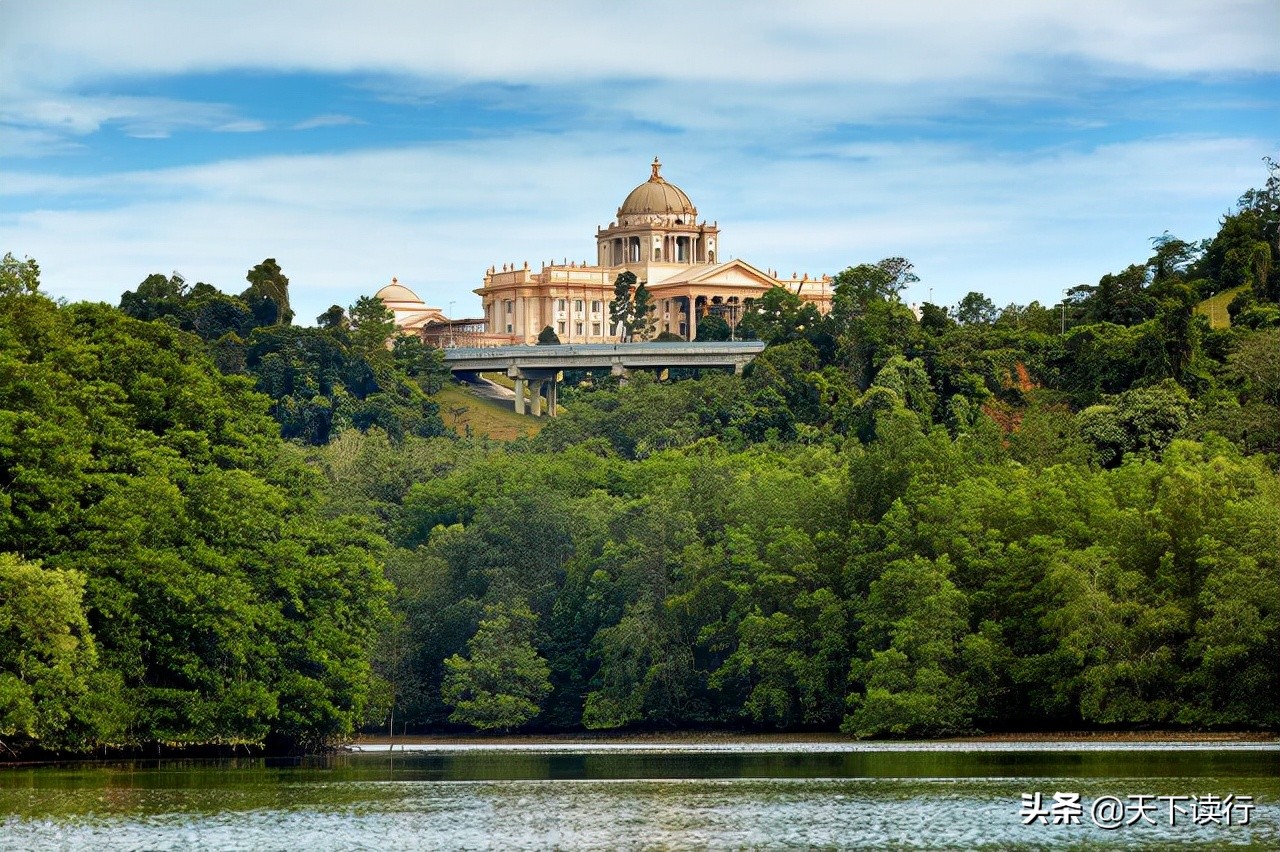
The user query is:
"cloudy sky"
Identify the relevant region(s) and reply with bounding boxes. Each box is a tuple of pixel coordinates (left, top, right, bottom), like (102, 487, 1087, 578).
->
(2, 1, 1277, 324)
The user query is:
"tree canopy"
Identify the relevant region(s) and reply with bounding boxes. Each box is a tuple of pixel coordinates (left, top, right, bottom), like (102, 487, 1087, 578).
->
(3, 162, 1278, 750)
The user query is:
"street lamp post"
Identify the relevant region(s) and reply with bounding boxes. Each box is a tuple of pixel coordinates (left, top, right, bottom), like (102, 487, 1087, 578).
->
(448, 301, 455, 348)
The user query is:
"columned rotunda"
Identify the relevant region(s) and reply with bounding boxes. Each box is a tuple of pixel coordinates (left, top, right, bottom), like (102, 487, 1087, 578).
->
(477, 159, 832, 343)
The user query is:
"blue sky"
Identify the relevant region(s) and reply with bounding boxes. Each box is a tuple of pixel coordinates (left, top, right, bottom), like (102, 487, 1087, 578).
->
(2, 1, 1277, 325)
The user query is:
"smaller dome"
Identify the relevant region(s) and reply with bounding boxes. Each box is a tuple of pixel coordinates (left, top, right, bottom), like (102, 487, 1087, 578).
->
(618, 158, 696, 217)
(376, 278, 424, 306)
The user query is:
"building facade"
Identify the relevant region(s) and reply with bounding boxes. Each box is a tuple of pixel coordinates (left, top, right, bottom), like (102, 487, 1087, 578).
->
(374, 279, 488, 347)
(477, 159, 833, 344)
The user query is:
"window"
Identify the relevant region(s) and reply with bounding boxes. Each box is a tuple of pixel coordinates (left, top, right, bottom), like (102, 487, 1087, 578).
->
(592, 322, 601, 336)
(591, 300, 602, 313)
(506, 323, 513, 333)
(504, 301, 513, 314)
(575, 322, 584, 336)
(574, 299, 583, 312)
(557, 321, 566, 334)
(557, 299, 567, 311)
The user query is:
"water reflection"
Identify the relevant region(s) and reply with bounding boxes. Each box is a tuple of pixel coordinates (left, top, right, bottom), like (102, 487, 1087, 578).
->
(2, 745, 1277, 849)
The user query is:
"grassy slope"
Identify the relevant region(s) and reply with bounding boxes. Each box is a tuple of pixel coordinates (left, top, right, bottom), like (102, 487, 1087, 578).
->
(1195, 285, 1248, 329)
(435, 382, 546, 441)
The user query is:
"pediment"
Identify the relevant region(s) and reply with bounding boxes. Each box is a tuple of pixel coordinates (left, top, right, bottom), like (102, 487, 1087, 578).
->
(649, 259, 779, 292)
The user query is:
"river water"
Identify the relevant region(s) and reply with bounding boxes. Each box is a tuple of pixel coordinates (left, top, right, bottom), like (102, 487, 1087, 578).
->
(2, 741, 1276, 849)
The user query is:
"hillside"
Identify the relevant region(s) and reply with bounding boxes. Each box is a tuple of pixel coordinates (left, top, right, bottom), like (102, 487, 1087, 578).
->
(1195, 284, 1248, 328)
(436, 380, 546, 440)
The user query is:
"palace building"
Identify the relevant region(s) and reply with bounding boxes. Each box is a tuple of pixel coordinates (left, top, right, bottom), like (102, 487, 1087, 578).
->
(375, 278, 448, 330)
(476, 159, 833, 344)
(374, 278, 488, 347)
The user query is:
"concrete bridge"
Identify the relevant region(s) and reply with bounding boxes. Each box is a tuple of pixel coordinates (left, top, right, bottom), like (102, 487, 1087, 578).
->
(442, 341, 766, 416)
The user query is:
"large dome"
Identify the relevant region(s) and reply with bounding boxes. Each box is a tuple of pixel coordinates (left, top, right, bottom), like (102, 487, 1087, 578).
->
(618, 158, 696, 217)
(376, 278, 424, 307)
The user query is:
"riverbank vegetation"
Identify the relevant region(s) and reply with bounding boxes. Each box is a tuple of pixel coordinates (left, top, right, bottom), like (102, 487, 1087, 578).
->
(1, 162, 1277, 754)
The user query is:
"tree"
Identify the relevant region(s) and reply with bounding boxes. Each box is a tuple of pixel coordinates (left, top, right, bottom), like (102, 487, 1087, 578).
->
(1147, 233, 1200, 286)
(872, 355, 935, 419)
(537, 325, 561, 344)
(609, 272, 636, 340)
(843, 555, 979, 737)
(1089, 265, 1158, 326)
(0, 284, 393, 752)
(744, 339, 824, 425)
(630, 282, 657, 341)
(317, 305, 347, 329)
(442, 601, 552, 730)
(694, 314, 731, 341)
(348, 295, 397, 358)
(120, 272, 190, 323)
(244, 258, 293, 325)
(954, 292, 997, 326)
(831, 257, 918, 322)
(1227, 328, 1280, 406)
(737, 286, 822, 345)
(1075, 380, 1193, 467)
(392, 334, 449, 395)
(918, 302, 952, 336)
(0, 555, 101, 749)
(0, 253, 40, 296)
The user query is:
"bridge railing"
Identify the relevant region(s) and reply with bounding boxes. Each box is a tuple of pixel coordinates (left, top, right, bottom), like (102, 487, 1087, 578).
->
(443, 341, 766, 360)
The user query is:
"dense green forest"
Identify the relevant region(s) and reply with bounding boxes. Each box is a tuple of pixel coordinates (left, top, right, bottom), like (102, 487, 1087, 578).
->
(1, 163, 1277, 752)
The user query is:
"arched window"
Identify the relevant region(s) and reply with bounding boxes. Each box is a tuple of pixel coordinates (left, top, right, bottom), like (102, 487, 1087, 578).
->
(628, 237, 640, 263)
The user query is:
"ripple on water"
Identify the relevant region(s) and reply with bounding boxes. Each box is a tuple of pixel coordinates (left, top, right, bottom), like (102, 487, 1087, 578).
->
(2, 749, 1278, 850)
(3, 776, 1278, 850)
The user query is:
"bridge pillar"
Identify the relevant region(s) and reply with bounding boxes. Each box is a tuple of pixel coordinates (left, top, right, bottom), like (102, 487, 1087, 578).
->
(513, 377, 526, 415)
(547, 380, 558, 417)
(611, 363, 630, 385)
(529, 380, 544, 417)
(733, 357, 747, 376)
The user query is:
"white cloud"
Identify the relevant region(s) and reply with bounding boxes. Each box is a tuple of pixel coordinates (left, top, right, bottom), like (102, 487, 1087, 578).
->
(3, 1, 1276, 93)
(3, 1, 1271, 172)
(294, 114, 364, 130)
(0, 125, 83, 157)
(0, 93, 258, 139)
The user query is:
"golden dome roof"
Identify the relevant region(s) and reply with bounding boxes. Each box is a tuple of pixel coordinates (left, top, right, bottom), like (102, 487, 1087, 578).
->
(375, 278, 424, 306)
(618, 158, 696, 217)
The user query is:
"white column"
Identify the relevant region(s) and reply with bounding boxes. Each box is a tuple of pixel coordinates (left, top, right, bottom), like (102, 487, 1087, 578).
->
(529, 380, 543, 417)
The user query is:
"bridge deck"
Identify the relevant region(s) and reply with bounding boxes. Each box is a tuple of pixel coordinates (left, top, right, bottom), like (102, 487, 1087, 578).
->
(441, 342, 766, 417)
(443, 341, 765, 372)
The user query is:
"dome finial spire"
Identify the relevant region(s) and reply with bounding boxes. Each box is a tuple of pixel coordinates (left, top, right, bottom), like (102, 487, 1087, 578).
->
(650, 156, 663, 182)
